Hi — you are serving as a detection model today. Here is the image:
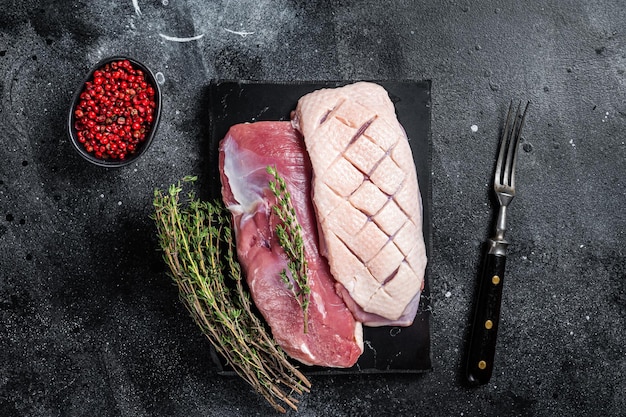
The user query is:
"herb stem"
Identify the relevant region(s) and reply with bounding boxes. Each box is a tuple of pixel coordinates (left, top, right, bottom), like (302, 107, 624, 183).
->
(153, 177, 310, 413)
(266, 166, 311, 334)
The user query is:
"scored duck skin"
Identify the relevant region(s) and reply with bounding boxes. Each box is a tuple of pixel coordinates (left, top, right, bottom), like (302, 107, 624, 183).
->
(292, 82, 427, 327)
(219, 121, 364, 367)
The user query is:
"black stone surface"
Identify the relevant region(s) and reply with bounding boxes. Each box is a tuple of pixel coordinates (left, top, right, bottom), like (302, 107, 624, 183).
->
(1, 1, 624, 416)
(208, 80, 432, 375)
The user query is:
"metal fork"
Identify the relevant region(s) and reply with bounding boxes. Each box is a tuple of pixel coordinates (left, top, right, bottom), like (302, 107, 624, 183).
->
(466, 101, 530, 385)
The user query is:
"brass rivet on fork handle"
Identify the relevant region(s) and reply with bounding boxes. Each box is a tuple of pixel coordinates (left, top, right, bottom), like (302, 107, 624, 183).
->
(466, 101, 530, 386)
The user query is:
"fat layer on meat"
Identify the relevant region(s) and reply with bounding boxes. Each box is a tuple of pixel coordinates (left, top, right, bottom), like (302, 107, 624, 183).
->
(292, 82, 427, 326)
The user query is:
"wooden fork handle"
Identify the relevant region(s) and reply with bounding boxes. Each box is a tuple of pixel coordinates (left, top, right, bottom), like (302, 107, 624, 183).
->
(466, 252, 507, 385)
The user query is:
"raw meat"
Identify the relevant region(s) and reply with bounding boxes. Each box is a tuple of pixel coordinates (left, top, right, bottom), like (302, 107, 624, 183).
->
(219, 121, 364, 368)
(292, 82, 427, 327)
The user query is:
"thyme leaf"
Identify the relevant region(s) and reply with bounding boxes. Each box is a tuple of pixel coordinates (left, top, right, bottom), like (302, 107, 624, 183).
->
(153, 177, 310, 413)
(266, 165, 310, 334)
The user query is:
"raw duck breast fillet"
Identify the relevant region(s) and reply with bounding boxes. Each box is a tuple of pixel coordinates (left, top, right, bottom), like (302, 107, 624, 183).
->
(219, 121, 364, 368)
(292, 82, 428, 327)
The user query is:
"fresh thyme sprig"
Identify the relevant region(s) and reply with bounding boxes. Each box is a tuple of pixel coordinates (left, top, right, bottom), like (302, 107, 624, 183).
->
(266, 165, 311, 334)
(153, 176, 310, 413)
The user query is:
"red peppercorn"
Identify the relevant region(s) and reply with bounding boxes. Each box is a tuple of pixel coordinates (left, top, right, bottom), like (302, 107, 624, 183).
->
(73, 59, 156, 161)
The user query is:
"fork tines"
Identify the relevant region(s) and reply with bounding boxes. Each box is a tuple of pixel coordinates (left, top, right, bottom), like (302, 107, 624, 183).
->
(496, 101, 530, 189)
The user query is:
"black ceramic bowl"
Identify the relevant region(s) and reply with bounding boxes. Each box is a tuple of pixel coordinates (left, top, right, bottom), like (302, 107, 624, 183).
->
(68, 56, 162, 167)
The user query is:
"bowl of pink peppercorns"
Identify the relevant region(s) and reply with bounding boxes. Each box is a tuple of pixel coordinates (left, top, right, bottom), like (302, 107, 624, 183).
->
(68, 56, 162, 167)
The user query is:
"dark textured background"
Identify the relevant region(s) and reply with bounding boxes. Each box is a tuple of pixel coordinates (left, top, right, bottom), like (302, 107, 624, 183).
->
(1, 1, 624, 416)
